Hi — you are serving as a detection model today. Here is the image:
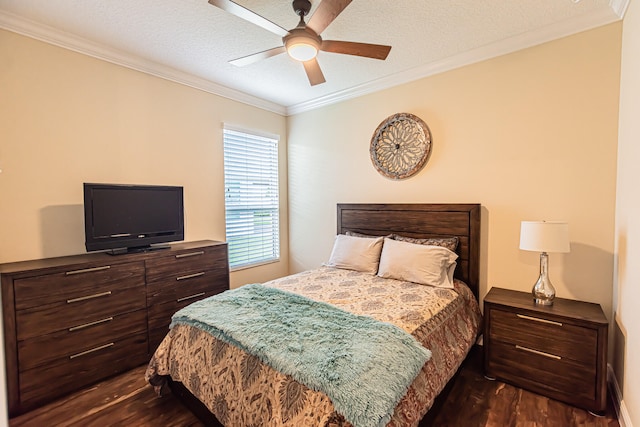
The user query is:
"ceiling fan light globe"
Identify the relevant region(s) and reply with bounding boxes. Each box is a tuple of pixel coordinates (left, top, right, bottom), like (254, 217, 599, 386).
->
(283, 27, 322, 62)
(287, 43, 318, 61)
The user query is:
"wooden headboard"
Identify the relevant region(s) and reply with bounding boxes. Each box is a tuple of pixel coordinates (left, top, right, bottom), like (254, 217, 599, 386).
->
(337, 203, 481, 300)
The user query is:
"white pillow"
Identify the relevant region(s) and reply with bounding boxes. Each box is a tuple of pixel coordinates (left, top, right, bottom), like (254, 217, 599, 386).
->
(377, 237, 458, 288)
(326, 234, 384, 274)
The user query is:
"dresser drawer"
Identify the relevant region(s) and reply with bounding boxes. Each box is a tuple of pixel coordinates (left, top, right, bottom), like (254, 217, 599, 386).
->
(16, 285, 146, 340)
(14, 261, 145, 310)
(149, 326, 170, 354)
(146, 245, 227, 282)
(147, 285, 227, 353)
(18, 309, 148, 370)
(488, 340, 596, 401)
(147, 288, 222, 331)
(489, 308, 597, 364)
(147, 269, 229, 305)
(148, 309, 204, 353)
(19, 332, 148, 407)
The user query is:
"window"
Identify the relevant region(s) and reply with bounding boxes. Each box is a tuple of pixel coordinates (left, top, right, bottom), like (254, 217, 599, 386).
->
(223, 127, 280, 269)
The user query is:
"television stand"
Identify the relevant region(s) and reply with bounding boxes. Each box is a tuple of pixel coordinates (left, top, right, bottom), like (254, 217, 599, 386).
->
(0, 240, 229, 416)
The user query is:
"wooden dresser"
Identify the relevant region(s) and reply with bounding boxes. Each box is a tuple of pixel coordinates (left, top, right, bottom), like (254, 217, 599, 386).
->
(1, 240, 229, 417)
(483, 287, 608, 413)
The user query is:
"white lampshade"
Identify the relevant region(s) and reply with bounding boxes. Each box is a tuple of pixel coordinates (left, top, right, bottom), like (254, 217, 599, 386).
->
(520, 221, 570, 253)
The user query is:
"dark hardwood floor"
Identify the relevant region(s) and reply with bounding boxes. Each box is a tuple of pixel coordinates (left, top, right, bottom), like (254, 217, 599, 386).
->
(429, 347, 620, 427)
(10, 346, 620, 427)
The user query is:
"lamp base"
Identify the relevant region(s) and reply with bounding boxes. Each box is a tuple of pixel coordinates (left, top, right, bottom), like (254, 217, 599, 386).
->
(533, 297, 554, 306)
(532, 252, 555, 306)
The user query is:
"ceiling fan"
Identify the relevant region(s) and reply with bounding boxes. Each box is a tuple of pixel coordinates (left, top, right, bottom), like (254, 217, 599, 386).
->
(208, 0, 392, 86)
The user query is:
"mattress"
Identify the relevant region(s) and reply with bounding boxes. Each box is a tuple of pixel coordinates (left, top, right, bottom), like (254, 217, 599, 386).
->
(146, 266, 482, 426)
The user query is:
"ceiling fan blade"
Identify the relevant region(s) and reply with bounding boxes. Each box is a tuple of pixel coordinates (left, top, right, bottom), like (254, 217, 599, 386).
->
(229, 46, 286, 67)
(306, 0, 352, 35)
(302, 58, 326, 86)
(321, 40, 391, 60)
(208, 0, 289, 37)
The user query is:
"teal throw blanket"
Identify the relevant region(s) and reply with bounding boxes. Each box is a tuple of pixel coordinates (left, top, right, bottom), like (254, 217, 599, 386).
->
(171, 284, 431, 427)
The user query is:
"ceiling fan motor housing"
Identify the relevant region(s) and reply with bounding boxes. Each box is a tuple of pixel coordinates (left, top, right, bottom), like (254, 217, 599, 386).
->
(292, 0, 312, 17)
(284, 27, 322, 46)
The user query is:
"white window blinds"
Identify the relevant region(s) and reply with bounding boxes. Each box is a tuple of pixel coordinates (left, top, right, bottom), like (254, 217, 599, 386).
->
(223, 128, 280, 269)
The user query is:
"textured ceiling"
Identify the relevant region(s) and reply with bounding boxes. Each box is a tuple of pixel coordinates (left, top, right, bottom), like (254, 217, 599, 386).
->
(0, 0, 627, 114)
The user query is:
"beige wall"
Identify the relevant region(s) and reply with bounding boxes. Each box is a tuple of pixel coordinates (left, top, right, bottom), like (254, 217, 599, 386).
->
(614, 0, 640, 423)
(288, 24, 621, 328)
(0, 30, 289, 289)
(0, 30, 290, 423)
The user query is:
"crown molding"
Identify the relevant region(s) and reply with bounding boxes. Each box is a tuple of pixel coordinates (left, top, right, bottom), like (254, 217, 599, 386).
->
(610, 0, 630, 18)
(0, 10, 287, 116)
(286, 4, 625, 115)
(0, 4, 625, 118)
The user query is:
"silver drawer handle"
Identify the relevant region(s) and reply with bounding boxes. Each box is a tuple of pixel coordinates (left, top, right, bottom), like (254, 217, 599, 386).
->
(515, 345, 562, 360)
(69, 342, 114, 359)
(516, 314, 563, 327)
(67, 291, 112, 304)
(176, 272, 205, 281)
(65, 265, 111, 276)
(68, 317, 114, 332)
(177, 292, 206, 303)
(175, 251, 205, 259)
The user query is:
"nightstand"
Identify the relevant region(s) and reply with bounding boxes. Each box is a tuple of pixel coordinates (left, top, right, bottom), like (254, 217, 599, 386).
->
(483, 287, 608, 413)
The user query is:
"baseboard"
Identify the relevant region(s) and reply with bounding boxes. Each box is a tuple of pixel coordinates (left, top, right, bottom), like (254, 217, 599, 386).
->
(608, 364, 634, 427)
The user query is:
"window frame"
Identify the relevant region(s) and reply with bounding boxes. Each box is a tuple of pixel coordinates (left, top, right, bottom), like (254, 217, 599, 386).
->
(222, 125, 281, 271)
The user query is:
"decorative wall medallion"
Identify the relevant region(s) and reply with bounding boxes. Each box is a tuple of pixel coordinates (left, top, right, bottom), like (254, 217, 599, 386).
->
(369, 113, 432, 180)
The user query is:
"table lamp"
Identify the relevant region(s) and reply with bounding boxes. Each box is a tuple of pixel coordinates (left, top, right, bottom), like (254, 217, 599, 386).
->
(519, 221, 570, 305)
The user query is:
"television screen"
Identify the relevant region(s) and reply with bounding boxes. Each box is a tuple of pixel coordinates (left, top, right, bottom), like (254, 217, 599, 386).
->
(83, 183, 184, 253)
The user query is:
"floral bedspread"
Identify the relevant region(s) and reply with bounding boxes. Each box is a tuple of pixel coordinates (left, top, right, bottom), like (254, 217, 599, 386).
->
(145, 267, 482, 427)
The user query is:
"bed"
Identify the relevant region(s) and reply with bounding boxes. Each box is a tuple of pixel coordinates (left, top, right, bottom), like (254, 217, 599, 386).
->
(146, 203, 482, 427)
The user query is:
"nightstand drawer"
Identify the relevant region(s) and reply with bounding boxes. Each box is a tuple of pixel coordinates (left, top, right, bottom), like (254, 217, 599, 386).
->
(488, 340, 596, 401)
(489, 308, 597, 364)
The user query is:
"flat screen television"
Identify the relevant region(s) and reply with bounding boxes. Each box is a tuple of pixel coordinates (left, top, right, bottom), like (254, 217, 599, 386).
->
(83, 183, 184, 254)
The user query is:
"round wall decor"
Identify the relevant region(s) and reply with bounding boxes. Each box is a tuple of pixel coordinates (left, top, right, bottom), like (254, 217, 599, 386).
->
(369, 112, 432, 180)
